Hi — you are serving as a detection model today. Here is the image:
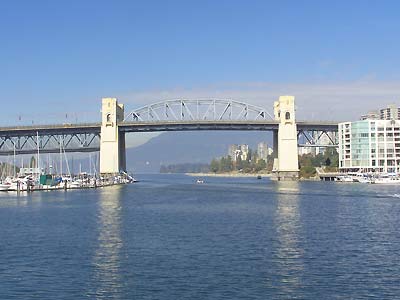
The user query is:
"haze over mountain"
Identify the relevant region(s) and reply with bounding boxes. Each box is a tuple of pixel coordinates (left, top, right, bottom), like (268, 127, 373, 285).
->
(126, 131, 272, 173)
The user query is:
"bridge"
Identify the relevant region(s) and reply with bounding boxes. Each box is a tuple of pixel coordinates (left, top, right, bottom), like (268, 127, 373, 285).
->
(0, 97, 338, 180)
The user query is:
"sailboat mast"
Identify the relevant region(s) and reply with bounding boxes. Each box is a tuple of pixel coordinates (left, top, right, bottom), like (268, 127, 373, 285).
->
(59, 136, 63, 176)
(13, 142, 16, 178)
(36, 131, 40, 173)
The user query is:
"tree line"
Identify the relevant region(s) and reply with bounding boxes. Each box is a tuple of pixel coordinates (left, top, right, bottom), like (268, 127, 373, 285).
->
(159, 147, 339, 177)
(298, 147, 339, 178)
(160, 163, 210, 173)
(210, 149, 268, 173)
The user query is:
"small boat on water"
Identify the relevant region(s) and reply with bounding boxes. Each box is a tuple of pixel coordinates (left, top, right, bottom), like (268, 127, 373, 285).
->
(257, 175, 262, 179)
(0, 183, 10, 191)
(196, 179, 204, 184)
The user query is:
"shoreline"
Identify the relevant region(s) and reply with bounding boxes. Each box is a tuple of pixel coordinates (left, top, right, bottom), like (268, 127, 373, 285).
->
(185, 172, 272, 178)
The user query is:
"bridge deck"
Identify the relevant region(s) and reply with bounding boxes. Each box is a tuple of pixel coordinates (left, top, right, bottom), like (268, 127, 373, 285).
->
(0, 121, 338, 155)
(0, 120, 338, 135)
(0, 123, 101, 136)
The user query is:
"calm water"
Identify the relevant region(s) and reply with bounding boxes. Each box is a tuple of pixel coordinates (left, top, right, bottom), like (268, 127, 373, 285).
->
(0, 174, 400, 299)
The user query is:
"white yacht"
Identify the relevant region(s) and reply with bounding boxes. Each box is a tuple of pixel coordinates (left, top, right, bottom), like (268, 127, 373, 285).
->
(372, 173, 400, 184)
(336, 172, 373, 183)
(352, 173, 373, 183)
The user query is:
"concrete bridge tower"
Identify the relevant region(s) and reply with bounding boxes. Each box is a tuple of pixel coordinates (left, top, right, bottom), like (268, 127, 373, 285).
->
(272, 96, 299, 180)
(100, 98, 126, 175)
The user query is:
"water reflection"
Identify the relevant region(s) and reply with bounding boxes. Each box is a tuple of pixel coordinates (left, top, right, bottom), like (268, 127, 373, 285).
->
(271, 181, 304, 295)
(90, 187, 124, 298)
(0, 189, 68, 207)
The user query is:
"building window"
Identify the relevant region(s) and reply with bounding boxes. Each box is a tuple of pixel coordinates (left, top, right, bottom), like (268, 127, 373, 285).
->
(106, 113, 111, 122)
(285, 112, 290, 120)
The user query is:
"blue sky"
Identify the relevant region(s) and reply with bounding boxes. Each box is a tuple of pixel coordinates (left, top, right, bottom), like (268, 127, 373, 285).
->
(2, 0, 400, 124)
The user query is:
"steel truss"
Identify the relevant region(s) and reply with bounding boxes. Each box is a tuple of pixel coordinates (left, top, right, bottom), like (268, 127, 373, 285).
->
(124, 99, 274, 122)
(297, 129, 338, 147)
(0, 132, 100, 156)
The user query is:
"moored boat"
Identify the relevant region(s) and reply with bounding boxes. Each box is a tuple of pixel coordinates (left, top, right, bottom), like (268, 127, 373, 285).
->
(0, 183, 10, 191)
(371, 173, 400, 184)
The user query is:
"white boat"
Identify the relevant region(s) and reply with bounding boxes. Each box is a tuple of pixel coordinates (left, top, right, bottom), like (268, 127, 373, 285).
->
(68, 180, 83, 188)
(0, 183, 10, 191)
(354, 175, 373, 184)
(335, 175, 354, 182)
(336, 172, 373, 183)
(372, 173, 400, 184)
(8, 176, 35, 191)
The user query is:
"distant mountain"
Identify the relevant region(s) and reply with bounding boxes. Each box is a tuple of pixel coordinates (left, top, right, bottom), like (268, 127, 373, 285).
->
(126, 131, 272, 173)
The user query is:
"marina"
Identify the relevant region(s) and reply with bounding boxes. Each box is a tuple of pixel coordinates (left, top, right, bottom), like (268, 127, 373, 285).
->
(0, 172, 136, 192)
(335, 172, 400, 184)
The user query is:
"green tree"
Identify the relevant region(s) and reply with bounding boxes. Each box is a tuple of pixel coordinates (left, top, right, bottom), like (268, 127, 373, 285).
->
(241, 160, 251, 173)
(325, 157, 331, 166)
(255, 159, 267, 172)
(299, 165, 316, 178)
(235, 156, 243, 171)
(219, 157, 228, 172)
(210, 159, 219, 173)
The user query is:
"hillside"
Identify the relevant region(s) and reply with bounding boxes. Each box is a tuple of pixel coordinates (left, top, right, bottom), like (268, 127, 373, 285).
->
(126, 131, 272, 173)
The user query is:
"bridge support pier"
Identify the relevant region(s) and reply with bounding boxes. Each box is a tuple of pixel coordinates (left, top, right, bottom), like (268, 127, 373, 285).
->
(272, 129, 278, 171)
(272, 96, 299, 181)
(100, 98, 126, 175)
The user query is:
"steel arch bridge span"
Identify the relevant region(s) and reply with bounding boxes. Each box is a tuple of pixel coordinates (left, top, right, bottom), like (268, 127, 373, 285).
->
(123, 99, 274, 123)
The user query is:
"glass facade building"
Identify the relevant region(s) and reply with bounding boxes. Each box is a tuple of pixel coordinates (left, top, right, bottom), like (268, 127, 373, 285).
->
(339, 120, 400, 173)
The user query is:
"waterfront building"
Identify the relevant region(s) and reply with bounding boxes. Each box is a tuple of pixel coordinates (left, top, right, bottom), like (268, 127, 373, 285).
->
(380, 104, 400, 120)
(228, 144, 249, 161)
(257, 142, 269, 161)
(239, 144, 249, 160)
(298, 144, 315, 156)
(339, 119, 400, 173)
(228, 144, 238, 159)
(361, 104, 400, 121)
(360, 110, 379, 120)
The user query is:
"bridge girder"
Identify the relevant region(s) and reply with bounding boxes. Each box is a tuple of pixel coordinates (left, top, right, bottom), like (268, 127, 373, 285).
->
(297, 129, 339, 148)
(0, 122, 338, 155)
(124, 99, 274, 122)
(0, 132, 100, 156)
